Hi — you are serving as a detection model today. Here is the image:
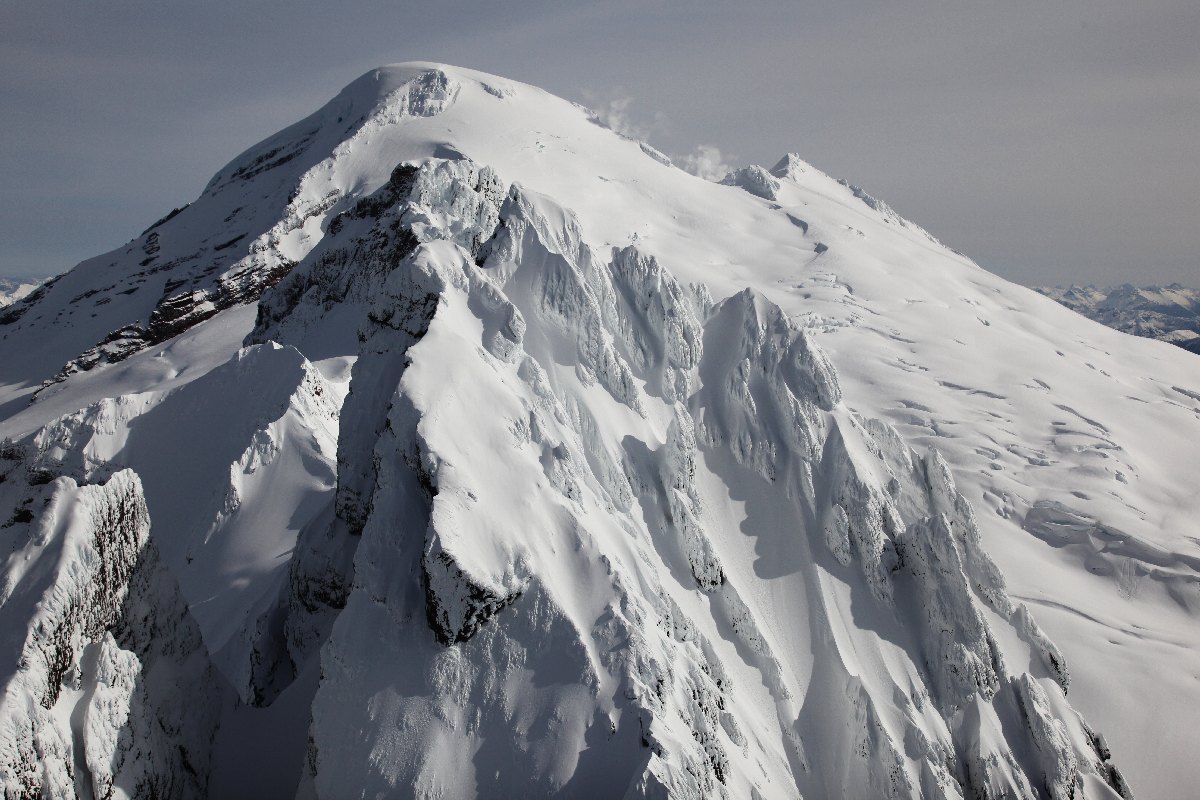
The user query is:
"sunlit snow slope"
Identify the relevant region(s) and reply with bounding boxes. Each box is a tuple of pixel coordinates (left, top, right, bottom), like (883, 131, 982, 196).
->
(2, 63, 1197, 799)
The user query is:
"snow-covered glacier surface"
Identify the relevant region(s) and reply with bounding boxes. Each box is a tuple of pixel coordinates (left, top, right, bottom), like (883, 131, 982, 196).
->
(1, 63, 1197, 798)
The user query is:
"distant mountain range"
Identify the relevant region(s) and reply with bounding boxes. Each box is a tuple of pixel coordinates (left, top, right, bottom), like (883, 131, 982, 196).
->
(1035, 283, 1200, 354)
(0, 276, 46, 308)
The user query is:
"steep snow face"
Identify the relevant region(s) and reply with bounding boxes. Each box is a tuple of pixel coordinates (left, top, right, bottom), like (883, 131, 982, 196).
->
(1035, 283, 1200, 354)
(27, 342, 341, 702)
(0, 65, 458, 412)
(292, 166, 1127, 799)
(0, 62, 1197, 797)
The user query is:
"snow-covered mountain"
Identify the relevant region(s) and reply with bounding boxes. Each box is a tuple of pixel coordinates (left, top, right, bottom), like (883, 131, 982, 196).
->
(1035, 284, 1200, 355)
(0, 277, 46, 309)
(2, 63, 1197, 799)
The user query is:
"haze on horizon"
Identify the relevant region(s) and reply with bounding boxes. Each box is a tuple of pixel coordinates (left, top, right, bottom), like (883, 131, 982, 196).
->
(1, 0, 1197, 288)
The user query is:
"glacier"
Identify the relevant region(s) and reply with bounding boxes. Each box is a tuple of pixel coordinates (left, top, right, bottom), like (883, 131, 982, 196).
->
(1, 63, 1197, 798)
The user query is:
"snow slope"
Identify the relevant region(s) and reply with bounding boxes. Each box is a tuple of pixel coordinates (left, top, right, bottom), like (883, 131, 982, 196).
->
(2, 63, 1197, 798)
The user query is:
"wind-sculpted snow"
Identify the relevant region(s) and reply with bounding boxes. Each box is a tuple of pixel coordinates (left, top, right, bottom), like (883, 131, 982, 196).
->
(720, 165, 781, 201)
(607, 245, 704, 404)
(1, 62, 1196, 796)
(236, 159, 1128, 797)
(0, 67, 463, 402)
(696, 289, 839, 474)
(25, 343, 340, 705)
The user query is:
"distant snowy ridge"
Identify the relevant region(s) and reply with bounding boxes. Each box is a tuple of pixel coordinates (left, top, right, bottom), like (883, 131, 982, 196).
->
(0, 63, 1196, 798)
(0, 277, 47, 309)
(1035, 283, 1200, 354)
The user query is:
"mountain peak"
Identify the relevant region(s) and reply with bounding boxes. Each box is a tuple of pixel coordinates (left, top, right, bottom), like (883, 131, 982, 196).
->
(1, 64, 1197, 798)
(769, 151, 809, 178)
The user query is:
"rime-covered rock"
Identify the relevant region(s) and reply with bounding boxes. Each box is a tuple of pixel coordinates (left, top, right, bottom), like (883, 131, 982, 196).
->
(0, 459, 227, 799)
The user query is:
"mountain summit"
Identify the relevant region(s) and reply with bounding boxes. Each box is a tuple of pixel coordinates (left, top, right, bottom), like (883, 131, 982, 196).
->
(2, 63, 1197, 799)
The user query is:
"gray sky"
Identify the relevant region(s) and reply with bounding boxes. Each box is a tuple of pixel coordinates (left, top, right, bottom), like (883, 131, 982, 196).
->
(2, 1, 1197, 287)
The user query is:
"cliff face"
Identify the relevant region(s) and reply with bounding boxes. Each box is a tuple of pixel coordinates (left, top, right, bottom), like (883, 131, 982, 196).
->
(1, 63, 1197, 797)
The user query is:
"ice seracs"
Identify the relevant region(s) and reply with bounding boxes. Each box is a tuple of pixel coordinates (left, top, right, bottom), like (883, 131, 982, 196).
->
(1, 62, 1197, 798)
